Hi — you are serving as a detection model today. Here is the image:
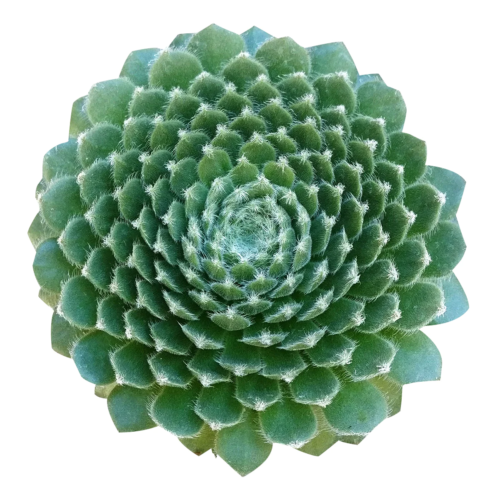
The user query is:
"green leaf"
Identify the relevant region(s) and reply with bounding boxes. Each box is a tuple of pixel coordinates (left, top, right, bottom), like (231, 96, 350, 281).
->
(394, 282, 444, 331)
(298, 427, 338, 456)
(385, 132, 427, 184)
(404, 183, 443, 237)
(148, 351, 193, 387)
(150, 319, 193, 355)
(355, 73, 384, 90)
(195, 382, 244, 430)
(241, 26, 273, 56)
(307, 334, 356, 367)
(241, 323, 286, 347)
(86, 78, 135, 126)
(120, 48, 160, 87)
(38, 288, 60, 308)
(235, 374, 281, 411)
(110, 341, 156, 388)
(343, 334, 397, 381)
(323, 381, 387, 436)
(72, 331, 124, 385)
(426, 166, 465, 221)
(259, 397, 317, 447)
(381, 330, 442, 384)
(308, 42, 358, 84)
(78, 123, 122, 169)
(149, 50, 203, 92)
(179, 424, 215, 456)
(211, 309, 251, 331)
(42, 139, 80, 182)
(313, 74, 357, 114)
(279, 319, 326, 349)
(423, 220, 466, 278)
(218, 335, 262, 375)
(40, 176, 84, 232)
(69, 96, 92, 139)
(430, 273, 469, 325)
(357, 294, 401, 334)
(181, 321, 225, 350)
(260, 347, 306, 380)
(28, 213, 60, 249)
(256, 36, 310, 82)
(60, 276, 100, 329)
(58, 217, 99, 266)
(169, 34, 193, 50)
(316, 298, 364, 334)
(51, 312, 84, 358)
(188, 24, 245, 75)
(289, 367, 340, 406)
(187, 349, 231, 386)
(107, 385, 157, 432)
(369, 376, 402, 418)
(216, 414, 272, 476)
(94, 383, 116, 399)
(150, 384, 204, 438)
(356, 80, 406, 133)
(33, 238, 75, 293)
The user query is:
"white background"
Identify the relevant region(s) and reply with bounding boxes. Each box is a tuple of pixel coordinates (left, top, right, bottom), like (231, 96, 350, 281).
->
(1, 1, 499, 498)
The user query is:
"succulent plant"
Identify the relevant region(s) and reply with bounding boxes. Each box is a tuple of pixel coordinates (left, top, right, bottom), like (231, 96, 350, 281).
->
(29, 24, 468, 476)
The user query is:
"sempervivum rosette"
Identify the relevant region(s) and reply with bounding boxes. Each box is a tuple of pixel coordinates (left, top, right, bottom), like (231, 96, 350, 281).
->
(29, 24, 468, 476)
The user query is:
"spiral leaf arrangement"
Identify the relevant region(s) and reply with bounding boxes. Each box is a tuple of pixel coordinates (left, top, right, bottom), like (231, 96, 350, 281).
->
(29, 24, 468, 476)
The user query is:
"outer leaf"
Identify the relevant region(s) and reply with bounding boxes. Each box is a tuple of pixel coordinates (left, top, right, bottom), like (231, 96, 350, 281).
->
(179, 424, 216, 456)
(381, 330, 442, 384)
(357, 80, 406, 133)
(107, 385, 157, 432)
(369, 376, 402, 418)
(72, 331, 124, 385)
(216, 414, 272, 476)
(355, 73, 384, 90)
(430, 273, 469, 325)
(187, 24, 245, 75)
(298, 427, 338, 456)
(323, 381, 387, 436)
(308, 42, 358, 84)
(394, 282, 444, 332)
(51, 312, 83, 358)
(422, 220, 466, 278)
(28, 213, 59, 249)
(120, 48, 160, 87)
(150, 384, 204, 437)
(426, 165, 465, 221)
(259, 397, 317, 447)
(169, 33, 193, 50)
(95, 383, 116, 399)
(241, 26, 273, 56)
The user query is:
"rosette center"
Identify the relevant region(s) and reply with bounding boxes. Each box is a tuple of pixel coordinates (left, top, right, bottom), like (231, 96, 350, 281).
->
(218, 198, 281, 264)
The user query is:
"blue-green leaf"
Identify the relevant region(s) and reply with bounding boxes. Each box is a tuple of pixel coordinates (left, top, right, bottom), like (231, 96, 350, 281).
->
(216, 414, 272, 476)
(241, 26, 273, 56)
(430, 273, 469, 325)
(107, 385, 157, 432)
(426, 166, 466, 221)
(308, 42, 358, 84)
(381, 330, 442, 384)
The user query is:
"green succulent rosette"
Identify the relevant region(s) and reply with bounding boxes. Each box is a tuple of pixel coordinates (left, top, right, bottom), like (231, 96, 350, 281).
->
(29, 24, 468, 476)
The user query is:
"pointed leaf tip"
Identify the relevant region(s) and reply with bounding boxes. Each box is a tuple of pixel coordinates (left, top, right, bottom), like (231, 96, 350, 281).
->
(241, 26, 274, 56)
